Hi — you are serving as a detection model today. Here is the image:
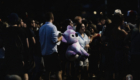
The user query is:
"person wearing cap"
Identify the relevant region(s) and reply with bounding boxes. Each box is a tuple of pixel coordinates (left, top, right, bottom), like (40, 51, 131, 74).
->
(126, 10, 138, 30)
(113, 9, 131, 32)
(113, 9, 123, 15)
(0, 13, 29, 80)
(130, 17, 140, 80)
(108, 13, 128, 80)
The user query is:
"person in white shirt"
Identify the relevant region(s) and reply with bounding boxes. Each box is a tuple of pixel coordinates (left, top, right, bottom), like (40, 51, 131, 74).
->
(75, 23, 90, 80)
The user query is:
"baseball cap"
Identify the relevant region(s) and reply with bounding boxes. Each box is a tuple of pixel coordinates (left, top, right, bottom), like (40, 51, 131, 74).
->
(127, 10, 137, 16)
(113, 9, 123, 15)
(8, 13, 19, 25)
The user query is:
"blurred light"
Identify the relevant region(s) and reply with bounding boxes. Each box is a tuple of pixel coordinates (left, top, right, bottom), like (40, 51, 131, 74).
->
(93, 11, 97, 15)
(25, 12, 28, 15)
(100, 12, 103, 15)
(82, 11, 86, 14)
(83, 18, 85, 20)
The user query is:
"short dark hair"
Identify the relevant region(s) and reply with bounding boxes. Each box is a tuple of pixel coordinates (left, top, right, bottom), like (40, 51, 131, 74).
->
(76, 23, 83, 32)
(8, 13, 19, 25)
(112, 13, 124, 25)
(44, 12, 54, 21)
(85, 30, 91, 37)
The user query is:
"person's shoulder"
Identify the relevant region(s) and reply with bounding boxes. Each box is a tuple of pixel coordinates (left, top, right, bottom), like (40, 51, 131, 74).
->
(51, 23, 57, 28)
(84, 33, 89, 38)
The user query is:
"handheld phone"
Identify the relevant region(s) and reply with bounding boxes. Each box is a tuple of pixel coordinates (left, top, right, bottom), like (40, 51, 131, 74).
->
(99, 31, 102, 34)
(58, 33, 62, 37)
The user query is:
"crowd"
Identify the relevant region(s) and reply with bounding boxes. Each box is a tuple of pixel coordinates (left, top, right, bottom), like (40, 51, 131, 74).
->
(0, 9, 139, 80)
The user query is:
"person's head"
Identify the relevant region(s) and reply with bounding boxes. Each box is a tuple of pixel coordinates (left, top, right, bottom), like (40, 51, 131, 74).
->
(63, 19, 73, 27)
(44, 12, 54, 22)
(26, 19, 36, 28)
(8, 13, 19, 25)
(61, 19, 74, 32)
(127, 10, 138, 23)
(18, 18, 24, 27)
(88, 24, 97, 34)
(74, 16, 82, 24)
(35, 21, 40, 27)
(82, 20, 89, 28)
(112, 13, 124, 26)
(100, 18, 106, 25)
(113, 9, 123, 15)
(76, 23, 85, 33)
(85, 30, 91, 38)
(31, 20, 36, 27)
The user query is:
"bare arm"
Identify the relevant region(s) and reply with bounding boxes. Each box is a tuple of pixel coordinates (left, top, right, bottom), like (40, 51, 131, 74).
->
(32, 37, 36, 44)
(26, 38, 29, 48)
(57, 36, 62, 42)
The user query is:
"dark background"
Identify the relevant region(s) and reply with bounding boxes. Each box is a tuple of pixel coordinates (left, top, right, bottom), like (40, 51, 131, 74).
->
(0, 0, 139, 22)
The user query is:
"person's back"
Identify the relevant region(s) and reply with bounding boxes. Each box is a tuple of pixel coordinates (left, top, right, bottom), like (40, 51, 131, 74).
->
(110, 27, 127, 49)
(130, 19, 140, 80)
(39, 12, 62, 80)
(0, 13, 28, 79)
(3, 27, 24, 60)
(39, 22, 58, 55)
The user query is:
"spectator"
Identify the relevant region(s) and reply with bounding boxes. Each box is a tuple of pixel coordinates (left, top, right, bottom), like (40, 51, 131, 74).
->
(75, 23, 90, 80)
(96, 17, 106, 33)
(31, 20, 43, 80)
(130, 17, 140, 80)
(109, 14, 128, 80)
(88, 26, 101, 79)
(0, 13, 29, 80)
(74, 16, 82, 24)
(127, 10, 138, 30)
(61, 19, 75, 33)
(39, 12, 62, 80)
(82, 19, 89, 29)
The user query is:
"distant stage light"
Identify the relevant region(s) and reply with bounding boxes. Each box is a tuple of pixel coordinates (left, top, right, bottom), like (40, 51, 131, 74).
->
(82, 11, 86, 14)
(93, 11, 97, 15)
(83, 18, 85, 20)
(100, 12, 103, 15)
